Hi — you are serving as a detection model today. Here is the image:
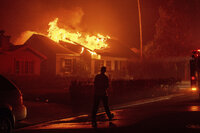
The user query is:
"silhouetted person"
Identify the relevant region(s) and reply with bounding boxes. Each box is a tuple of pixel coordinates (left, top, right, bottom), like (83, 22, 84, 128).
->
(91, 66, 114, 128)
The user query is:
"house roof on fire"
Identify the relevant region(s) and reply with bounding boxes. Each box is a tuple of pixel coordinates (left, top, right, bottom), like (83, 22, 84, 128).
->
(60, 39, 138, 59)
(23, 34, 137, 59)
(24, 34, 79, 55)
(95, 39, 138, 58)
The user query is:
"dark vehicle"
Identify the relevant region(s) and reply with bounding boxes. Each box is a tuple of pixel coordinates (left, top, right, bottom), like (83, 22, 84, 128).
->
(0, 75, 27, 133)
(190, 49, 200, 94)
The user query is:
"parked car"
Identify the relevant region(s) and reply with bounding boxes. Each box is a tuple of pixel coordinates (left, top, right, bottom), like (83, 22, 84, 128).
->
(0, 75, 27, 133)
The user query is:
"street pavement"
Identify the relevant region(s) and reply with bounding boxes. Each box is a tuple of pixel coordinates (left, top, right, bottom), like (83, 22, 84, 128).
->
(14, 92, 200, 133)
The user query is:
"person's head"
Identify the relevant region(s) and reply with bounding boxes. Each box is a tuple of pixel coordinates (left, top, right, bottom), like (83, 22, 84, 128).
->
(101, 66, 106, 74)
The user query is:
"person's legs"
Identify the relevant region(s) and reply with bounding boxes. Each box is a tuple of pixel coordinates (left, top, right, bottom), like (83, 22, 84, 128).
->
(92, 96, 100, 124)
(102, 95, 114, 120)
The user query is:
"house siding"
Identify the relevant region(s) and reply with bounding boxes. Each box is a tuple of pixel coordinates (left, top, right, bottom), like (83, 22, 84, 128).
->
(0, 48, 43, 76)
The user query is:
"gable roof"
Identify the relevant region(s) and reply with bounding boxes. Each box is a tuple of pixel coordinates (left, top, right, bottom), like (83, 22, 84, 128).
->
(24, 34, 79, 55)
(23, 34, 137, 59)
(4, 46, 47, 60)
(60, 39, 137, 59)
(7, 45, 24, 51)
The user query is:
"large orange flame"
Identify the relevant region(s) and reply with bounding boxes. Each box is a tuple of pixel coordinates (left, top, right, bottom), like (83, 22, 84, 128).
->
(47, 18, 110, 51)
(16, 18, 109, 59)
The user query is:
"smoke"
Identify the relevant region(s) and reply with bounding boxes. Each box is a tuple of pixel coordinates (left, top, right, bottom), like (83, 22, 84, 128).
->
(13, 7, 85, 45)
(63, 8, 84, 29)
(14, 31, 45, 45)
(48, 7, 84, 31)
(1, 0, 162, 48)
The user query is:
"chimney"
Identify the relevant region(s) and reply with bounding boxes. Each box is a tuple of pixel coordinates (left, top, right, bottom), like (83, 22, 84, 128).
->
(0, 30, 12, 51)
(0, 30, 5, 35)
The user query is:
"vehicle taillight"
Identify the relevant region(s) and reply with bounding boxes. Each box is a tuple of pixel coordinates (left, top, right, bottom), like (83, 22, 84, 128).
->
(20, 95, 23, 104)
(192, 76, 196, 80)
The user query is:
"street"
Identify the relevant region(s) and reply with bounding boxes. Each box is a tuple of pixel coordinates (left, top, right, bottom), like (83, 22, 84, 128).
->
(14, 91, 200, 133)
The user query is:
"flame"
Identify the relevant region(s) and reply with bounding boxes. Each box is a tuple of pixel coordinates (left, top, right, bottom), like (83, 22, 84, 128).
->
(87, 49, 101, 59)
(80, 47, 84, 54)
(47, 18, 110, 51)
(47, 18, 80, 44)
(87, 49, 97, 55)
(17, 18, 109, 59)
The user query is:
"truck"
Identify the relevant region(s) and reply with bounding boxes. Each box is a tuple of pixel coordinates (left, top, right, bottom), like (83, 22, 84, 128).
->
(190, 49, 200, 94)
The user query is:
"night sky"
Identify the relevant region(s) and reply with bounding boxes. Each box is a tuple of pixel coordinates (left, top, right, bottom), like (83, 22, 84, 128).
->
(0, 0, 199, 49)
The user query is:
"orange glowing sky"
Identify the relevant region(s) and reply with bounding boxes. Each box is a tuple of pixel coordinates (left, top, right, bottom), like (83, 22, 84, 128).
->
(0, 0, 159, 48)
(0, 0, 199, 49)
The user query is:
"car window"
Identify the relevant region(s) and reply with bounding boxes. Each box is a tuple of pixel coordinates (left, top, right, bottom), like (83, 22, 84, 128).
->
(0, 75, 17, 91)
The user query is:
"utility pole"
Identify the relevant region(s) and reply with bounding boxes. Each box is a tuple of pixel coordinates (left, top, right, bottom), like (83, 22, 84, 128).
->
(137, 0, 143, 59)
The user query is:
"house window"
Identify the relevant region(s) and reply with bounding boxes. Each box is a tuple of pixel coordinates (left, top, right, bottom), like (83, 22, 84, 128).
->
(120, 61, 126, 71)
(15, 60, 34, 74)
(25, 61, 29, 73)
(21, 61, 24, 73)
(95, 60, 104, 73)
(64, 59, 72, 73)
(29, 61, 34, 74)
(120, 61, 124, 70)
(106, 61, 111, 71)
(15, 61, 20, 74)
(115, 61, 118, 71)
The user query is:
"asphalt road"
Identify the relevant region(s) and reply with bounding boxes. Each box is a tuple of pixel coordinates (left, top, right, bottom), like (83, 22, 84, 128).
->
(14, 91, 200, 133)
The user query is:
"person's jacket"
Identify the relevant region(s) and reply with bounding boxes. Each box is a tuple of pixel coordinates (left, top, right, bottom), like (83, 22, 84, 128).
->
(94, 73, 109, 96)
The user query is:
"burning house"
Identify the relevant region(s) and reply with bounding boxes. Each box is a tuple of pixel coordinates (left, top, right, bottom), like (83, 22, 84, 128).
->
(0, 29, 137, 79)
(0, 28, 189, 81)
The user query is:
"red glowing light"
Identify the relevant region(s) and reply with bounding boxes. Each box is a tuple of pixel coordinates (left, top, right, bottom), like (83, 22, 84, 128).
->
(192, 76, 196, 80)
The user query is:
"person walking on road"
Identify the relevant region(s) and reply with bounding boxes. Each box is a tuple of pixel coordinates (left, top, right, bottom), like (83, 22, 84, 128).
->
(91, 66, 114, 128)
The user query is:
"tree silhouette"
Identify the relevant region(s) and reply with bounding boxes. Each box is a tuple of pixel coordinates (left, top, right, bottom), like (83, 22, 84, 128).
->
(144, 0, 196, 57)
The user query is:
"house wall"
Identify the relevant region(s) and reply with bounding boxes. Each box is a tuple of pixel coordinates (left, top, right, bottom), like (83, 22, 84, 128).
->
(0, 49, 42, 76)
(91, 56, 128, 79)
(0, 54, 13, 75)
(40, 55, 56, 76)
(55, 52, 130, 79)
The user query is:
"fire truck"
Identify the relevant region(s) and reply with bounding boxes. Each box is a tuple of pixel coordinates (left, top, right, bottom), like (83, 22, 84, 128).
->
(190, 49, 200, 93)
